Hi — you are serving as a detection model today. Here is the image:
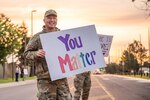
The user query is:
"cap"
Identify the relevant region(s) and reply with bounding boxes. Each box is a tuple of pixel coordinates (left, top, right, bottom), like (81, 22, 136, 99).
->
(44, 9, 57, 17)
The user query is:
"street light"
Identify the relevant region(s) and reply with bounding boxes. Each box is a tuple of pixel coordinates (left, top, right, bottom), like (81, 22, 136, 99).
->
(31, 10, 36, 36)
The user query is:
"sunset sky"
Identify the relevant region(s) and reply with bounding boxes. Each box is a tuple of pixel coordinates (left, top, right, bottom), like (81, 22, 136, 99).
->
(1, 0, 150, 63)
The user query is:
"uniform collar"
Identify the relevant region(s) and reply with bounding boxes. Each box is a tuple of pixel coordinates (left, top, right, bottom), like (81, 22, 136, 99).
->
(42, 25, 60, 33)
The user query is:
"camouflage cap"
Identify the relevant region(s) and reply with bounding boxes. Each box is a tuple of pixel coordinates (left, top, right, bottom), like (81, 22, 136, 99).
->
(44, 9, 57, 17)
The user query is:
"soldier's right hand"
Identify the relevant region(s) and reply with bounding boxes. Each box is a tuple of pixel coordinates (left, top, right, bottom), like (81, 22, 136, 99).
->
(36, 49, 45, 58)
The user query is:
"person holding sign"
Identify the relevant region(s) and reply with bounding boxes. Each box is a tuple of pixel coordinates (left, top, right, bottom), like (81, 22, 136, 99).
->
(24, 9, 72, 100)
(73, 34, 113, 100)
(74, 72, 91, 100)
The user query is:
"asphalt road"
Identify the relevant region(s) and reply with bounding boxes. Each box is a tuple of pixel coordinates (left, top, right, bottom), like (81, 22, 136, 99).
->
(94, 74, 150, 100)
(0, 74, 150, 100)
(0, 82, 37, 100)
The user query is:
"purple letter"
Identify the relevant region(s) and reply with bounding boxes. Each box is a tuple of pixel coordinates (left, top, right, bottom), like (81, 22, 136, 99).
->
(58, 34, 70, 51)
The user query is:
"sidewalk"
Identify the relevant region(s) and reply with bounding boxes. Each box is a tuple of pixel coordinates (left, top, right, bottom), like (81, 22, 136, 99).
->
(0, 79, 36, 89)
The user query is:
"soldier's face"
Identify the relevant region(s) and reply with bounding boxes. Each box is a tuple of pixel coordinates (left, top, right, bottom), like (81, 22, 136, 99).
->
(44, 15, 57, 28)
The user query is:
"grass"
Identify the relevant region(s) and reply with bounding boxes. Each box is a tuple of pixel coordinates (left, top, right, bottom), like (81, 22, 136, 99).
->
(0, 76, 36, 84)
(122, 74, 150, 80)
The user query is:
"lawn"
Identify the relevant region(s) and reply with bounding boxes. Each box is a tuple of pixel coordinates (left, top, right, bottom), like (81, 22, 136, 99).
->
(123, 74, 150, 80)
(0, 76, 36, 84)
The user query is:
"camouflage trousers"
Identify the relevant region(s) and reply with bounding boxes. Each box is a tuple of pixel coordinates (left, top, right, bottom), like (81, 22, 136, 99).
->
(74, 72, 91, 100)
(37, 78, 72, 100)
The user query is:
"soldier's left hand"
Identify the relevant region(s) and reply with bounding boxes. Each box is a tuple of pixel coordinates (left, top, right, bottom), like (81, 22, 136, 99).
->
(36, 49, 45, 58)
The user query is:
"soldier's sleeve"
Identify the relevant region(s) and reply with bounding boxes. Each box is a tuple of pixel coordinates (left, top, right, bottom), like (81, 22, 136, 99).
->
(24, 34, 40, 61)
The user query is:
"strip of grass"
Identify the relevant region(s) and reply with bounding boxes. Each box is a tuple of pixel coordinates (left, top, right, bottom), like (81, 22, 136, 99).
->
(0, 76, 36, 84)
(122, 74, 150, 80)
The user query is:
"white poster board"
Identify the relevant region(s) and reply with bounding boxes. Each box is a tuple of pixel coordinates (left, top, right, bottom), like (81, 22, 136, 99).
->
(23, 69, 28, 75)
(98, 34, 113, 57)
(40, 25, 106, 81)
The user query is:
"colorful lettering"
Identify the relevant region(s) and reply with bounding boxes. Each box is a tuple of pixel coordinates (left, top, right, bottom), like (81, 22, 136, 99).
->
(58, 34, 83, 51)
(58, 51, 96, 73)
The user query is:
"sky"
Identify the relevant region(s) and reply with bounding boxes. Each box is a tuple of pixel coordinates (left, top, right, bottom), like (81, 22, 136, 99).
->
(1, 0, 150, 63)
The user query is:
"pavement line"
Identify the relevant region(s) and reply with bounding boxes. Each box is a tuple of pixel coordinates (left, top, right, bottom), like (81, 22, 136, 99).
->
(94, 76, 115, 100)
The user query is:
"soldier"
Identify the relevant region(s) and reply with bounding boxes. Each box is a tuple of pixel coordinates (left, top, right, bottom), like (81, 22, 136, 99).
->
(74, 71, 91, 100)
(24, 9, 72, 100)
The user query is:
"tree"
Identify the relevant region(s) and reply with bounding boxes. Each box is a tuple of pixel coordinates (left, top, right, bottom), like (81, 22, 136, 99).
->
(132, 0, 150, 16)
(17, 22, 32, 78)
(17, 22, 30, 64)
(121, 49, 139, 74)
(129, 40, 148, 66)
(0, 14, 27, 78)
(132, 0, 150, 1)
(105, 63, 119, 74)
(143, 61, 150, 67)
(120, 40, 148, 75)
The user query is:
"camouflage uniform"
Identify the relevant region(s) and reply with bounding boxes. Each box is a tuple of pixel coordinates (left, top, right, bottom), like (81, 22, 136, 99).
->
(74, 72, 91, 100)
(24, 27, 72, 100)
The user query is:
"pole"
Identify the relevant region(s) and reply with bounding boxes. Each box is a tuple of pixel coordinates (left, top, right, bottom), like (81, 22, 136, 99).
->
(30, 10, 36, 76)
(12, 53, 14, 80)
(31, 10, 36, 36)
(139, 34, 143, 77)
(122, 62, 125, 75)
(148, 28, 150, 78)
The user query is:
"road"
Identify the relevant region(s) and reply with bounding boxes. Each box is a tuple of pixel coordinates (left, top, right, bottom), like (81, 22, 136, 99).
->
(94, 74, 150, 100)
(0, 82, 37, 100)
(0, 74, 150, 100)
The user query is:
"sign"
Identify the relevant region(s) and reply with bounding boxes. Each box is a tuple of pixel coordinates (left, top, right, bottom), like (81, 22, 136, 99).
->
(98, 34, 113, 57)
(24, 69, 28, 75)
(40, 25, 106, 81)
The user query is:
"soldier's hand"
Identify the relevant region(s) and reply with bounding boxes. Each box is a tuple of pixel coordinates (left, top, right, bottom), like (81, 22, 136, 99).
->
(37, 49, 45, 58)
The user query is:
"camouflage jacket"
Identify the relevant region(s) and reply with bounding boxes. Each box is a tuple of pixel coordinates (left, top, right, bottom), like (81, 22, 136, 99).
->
(24, 27, 60, 80)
